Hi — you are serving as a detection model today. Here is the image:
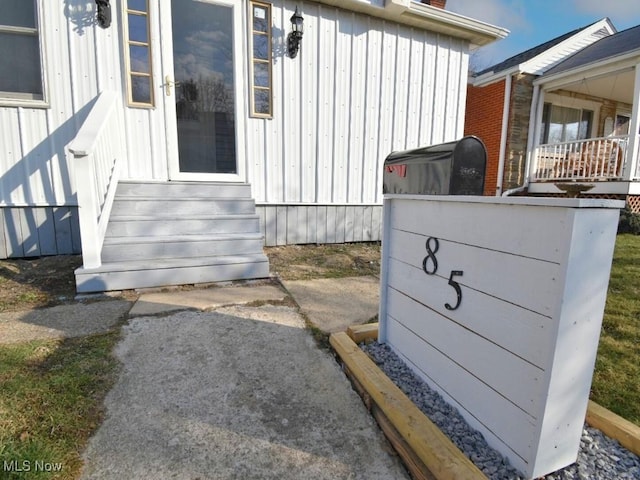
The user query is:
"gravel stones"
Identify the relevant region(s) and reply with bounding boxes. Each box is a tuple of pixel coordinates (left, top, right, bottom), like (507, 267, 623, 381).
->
(361, 341, 640, 480)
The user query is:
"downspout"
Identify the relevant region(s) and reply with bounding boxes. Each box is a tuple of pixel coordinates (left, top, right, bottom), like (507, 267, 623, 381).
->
(495, 74, 512, 196)
(503, 83, 541, 196)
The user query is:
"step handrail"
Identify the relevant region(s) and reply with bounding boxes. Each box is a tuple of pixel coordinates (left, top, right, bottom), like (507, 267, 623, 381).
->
(67, 91, 124, 269)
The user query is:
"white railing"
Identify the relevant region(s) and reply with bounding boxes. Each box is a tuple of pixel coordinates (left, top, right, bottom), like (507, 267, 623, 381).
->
(67, 91, 124, 269)
(532, 136, 629, 182)
(634, 134, 640, 181)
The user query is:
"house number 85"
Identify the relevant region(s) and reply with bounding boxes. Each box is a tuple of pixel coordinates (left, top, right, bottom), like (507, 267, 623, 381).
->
(422, 237, 464, 311)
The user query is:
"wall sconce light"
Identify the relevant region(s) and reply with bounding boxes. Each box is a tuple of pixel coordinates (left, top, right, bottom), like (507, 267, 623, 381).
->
(287, 7, 304, 58)
(95, 0, 111, 28)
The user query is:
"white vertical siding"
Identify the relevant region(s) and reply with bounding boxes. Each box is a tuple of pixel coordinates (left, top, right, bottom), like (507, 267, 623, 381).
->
(1, 0, 470, 214)
(247, 1, 470, 206)
(0, 1, 169, 209)
(362, 19, 382, 204)
(315, 5, 337, 204)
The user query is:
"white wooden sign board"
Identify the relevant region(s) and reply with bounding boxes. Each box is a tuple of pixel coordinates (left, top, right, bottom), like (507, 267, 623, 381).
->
(378, 194, 623, 479)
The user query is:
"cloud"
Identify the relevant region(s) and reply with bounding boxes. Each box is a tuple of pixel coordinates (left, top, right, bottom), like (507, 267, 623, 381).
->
(571, 0, 640, 19)
(446, 0, 529, 32)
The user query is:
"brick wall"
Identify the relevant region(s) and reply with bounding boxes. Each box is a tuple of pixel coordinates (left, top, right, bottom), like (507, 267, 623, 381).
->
(420, 0, 447, 8)
(464, 79, 506, 196)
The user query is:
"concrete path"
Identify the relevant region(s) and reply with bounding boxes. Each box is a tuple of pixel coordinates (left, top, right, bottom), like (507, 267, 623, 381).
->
(79, 280, 408, 480)
(0, 300, 132, 344)
(282, 276, 380, 333)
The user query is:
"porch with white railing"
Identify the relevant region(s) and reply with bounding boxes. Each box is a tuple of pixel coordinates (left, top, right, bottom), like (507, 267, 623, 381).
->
(531, 135, 640, 182)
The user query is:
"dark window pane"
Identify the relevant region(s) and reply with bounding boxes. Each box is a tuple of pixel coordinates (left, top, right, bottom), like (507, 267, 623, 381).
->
(130, 45, 150, 73)
(128, 13, 148, 43)
(0, 0, 36, 28)
(128, 0, 147, 12)
(253, 62, 269, 88)
(579, 110, 593, 139)
(252, 5, 268, 32)
(253, 34, 268, 60)
(0, 32, 42, 95)
(131, 75, 151, 103)
(254, 89, 270, 115)
(614, 114, 629, 135)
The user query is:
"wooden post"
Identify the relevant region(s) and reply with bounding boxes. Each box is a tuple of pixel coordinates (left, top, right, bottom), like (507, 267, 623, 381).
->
(72, 152, 102, 269)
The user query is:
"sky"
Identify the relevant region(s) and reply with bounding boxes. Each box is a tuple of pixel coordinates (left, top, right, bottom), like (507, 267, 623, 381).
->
(445, 0, 640, 71)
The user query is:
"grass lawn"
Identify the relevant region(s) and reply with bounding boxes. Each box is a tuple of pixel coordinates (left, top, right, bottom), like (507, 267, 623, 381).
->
(0, 333, 121, 479)
(591, 234, 640, 425)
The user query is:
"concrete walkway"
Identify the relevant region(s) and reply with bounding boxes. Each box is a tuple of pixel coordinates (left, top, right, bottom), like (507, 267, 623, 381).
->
(281, 276, 380, 333)
(75, 278, 406, 479)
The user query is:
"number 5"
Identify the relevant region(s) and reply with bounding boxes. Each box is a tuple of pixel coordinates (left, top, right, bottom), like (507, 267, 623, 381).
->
(445, 270, 463, 311)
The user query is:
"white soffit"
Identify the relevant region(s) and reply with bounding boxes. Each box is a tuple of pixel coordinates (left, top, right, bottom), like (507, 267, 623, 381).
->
(471, 18, 615, 87)
(312, 0, 509, 47)
(519, 18, 616, 75)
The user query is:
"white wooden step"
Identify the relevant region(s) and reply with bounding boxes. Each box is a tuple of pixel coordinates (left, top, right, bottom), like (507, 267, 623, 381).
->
(111, 197, 256, 216)
(116, 181, 252, 199)
(101, 233, 265, 262)
(75, 254, 270, 292)
(105, 215, 261, 237)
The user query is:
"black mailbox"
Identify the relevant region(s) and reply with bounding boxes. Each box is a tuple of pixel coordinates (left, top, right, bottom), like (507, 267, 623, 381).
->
(383, 136, 487, 195)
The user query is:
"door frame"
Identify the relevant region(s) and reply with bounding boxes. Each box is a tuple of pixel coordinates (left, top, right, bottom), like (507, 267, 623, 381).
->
(159, 0, 247, 182)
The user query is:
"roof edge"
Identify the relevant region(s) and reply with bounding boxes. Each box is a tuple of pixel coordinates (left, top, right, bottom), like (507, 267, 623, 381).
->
(535, 48, 640, 89)
(312, 0, 509, 46)
(472, 17, 616, 82)
(519, 17, 616, 75)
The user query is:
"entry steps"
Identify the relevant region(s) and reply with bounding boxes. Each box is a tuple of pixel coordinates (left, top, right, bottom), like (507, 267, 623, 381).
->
(75, 181, 270, 292)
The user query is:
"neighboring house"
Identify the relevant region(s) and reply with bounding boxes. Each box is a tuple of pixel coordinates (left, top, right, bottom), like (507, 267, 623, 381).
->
(0, 0, 507, 291)
(465, 18, 640, 212)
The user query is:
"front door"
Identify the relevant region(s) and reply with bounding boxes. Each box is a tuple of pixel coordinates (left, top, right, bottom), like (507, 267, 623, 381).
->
(161, 0, 245, 181)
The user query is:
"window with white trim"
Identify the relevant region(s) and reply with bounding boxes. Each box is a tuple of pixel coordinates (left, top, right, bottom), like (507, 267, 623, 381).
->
(249, 1, 272, 117)
(124, 0, 154, 107)
(0, 0, 44, 101)
(540, 103, 593, 144)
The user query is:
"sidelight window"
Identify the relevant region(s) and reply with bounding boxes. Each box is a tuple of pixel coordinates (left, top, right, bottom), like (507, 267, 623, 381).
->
(249, 1, 272, 117)
(124, 0, 154, 106)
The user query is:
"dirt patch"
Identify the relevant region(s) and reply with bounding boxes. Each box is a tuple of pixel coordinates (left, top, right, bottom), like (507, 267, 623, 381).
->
(0, 243, 382, 312)
(0, 255, 83, 313)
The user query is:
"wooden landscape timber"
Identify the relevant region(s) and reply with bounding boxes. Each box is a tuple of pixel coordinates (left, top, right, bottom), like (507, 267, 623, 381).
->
(586, 400, 640, 457)
(337, 323, 640, 479)
(330, 331, 486, 480)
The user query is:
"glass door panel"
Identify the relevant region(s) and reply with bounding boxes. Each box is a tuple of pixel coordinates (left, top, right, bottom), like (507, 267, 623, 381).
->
(171, 0, 237, 174)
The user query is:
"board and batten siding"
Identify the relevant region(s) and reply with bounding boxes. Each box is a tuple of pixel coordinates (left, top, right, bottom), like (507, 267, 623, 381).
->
(1, 1, 470, 256)
(0, 1, 168, 211)
(256, 204, 383, 246)
(249, 1, 469, 244)
(0, 1, 168, 257)
(246, 1, 469, 206)
(0, 207, 81, 258)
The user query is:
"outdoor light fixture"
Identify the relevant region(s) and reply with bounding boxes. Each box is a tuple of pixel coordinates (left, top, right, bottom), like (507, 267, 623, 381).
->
(287, 6, 304, 58)
(95, 0, 111, 28)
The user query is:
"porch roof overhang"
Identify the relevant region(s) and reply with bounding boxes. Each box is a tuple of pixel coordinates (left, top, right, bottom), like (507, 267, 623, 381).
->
(312, 0, 509, 47)
(534, 49, 640, 94)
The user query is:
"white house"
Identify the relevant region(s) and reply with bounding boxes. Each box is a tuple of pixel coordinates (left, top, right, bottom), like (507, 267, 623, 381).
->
(0, 0, 506, 291)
